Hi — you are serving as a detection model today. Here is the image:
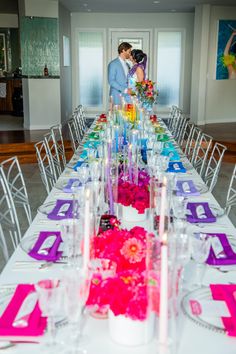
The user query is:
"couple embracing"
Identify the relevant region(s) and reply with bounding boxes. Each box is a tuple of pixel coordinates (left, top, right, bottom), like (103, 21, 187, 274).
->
(108, 42, 147, 108)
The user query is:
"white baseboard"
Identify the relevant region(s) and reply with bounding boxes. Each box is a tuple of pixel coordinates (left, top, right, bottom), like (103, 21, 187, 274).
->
(197, 117, 236, 125)
(24, 125, 51, 130)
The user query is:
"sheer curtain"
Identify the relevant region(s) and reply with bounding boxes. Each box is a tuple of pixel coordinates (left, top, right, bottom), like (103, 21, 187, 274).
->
(78, 31, 104, 108)
(156, 32, 182, 109)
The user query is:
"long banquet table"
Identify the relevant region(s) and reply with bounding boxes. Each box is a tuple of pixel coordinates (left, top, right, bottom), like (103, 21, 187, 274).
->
(0, 117, 236, 354)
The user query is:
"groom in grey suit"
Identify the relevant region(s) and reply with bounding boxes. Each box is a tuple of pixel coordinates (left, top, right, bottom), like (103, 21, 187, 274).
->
(108, 42, 132, 108)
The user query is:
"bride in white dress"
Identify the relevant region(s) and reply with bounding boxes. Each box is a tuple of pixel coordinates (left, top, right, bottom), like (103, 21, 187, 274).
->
(127, 49, 147, 92)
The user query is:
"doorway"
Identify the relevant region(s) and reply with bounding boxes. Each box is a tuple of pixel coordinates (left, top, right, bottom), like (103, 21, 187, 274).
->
(109, 29, 152, 78)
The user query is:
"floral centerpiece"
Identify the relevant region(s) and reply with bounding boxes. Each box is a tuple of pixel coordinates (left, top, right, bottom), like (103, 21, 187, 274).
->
(87, 226, 160, 319)
(117, 169, 150, 214)
(135, 80, 158, 109)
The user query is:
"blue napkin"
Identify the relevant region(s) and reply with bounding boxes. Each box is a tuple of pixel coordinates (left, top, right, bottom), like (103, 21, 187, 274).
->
(166, 161, 186, 173)
(73, 160, 85, 171)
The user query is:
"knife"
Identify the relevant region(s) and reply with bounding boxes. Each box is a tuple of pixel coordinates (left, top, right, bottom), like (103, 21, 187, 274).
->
(12, 292, 38, 328)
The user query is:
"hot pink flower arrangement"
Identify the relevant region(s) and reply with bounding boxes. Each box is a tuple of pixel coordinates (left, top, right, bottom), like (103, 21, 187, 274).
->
(86, 227, 161, 321)
(118, 169, 150, 214)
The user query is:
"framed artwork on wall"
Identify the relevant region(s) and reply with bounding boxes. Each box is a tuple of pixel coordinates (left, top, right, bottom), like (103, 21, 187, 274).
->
(216, 20, 236, 80)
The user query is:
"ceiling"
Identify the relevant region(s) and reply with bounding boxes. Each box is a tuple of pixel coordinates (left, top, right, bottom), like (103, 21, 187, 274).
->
(59, 0, 236, 13)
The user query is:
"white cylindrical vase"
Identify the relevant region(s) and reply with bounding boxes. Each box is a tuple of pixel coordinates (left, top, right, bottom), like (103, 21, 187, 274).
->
(121, 205, 147, 222)
(108, 310, 155, 346)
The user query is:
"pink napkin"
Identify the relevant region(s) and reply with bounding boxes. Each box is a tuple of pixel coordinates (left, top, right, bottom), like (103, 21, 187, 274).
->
(210, 284, 236, 336)
(0, 284, 46, 339)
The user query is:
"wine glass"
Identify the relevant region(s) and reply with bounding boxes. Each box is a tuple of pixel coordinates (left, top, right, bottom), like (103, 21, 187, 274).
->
(89, 160, 101, 182)
(190, 233, 211, 288)
(60, 219, 82, 266)
(172, 196, 187, 220)
(35, 279, 65, 352)
(77, 165, 90, 186)
(62, 266, 91, 352)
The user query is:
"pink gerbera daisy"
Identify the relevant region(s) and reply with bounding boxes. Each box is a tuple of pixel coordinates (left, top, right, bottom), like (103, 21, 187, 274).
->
(120, 237, 145, 263)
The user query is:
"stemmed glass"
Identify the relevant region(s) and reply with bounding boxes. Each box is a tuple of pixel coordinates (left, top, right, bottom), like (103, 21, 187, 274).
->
(89, 160, 101, 182)
(77, 165, 90, 187)
(173, 219, 191, 291)
(62, 266, 91, 352)
(191, 233, 211, 288)
(172, 195, 187, 220)
(35, 279, 65, 352)
(60, 218, 83, 266)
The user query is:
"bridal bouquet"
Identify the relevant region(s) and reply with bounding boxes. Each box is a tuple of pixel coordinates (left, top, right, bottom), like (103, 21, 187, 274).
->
(135, 80, 158, 105)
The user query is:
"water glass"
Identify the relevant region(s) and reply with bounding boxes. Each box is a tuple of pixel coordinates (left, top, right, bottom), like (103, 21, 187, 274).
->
(35, 279, 65, 351)
(77, 165, 90, 186)
(172, 196, 187, 220)
(60, 219, 83, 266)
(191, 233, 211, 288)
(62, 266, 91, 349)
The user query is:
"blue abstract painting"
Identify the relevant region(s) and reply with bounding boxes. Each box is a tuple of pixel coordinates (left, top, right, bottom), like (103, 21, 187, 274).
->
(216, 20, 236, 80)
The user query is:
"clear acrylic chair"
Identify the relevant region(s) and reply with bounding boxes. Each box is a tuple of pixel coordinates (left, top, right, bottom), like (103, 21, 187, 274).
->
(203, 142, 227, 192)
(179, 121, 194, 152)
(44, 132, 62, 180)
(0, 174, 21, 253)
(176, 116, 189, 146)
(185, 126, 202, 163)
(225, 164, 236, 216)
(165, 105, 178, 130)
(35, 140, 57, 195)
(0, 223, 9, 262)
(0, 156, 32, 228)
(169, 108, 182, 136)
(67, 117, 82, 153)
(171, 109, 182, 138)
(50, 124, 67, 170)
(192, 133, 213, 176)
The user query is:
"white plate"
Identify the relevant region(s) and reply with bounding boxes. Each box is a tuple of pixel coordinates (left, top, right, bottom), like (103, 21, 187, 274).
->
(181, 287, 225, 334)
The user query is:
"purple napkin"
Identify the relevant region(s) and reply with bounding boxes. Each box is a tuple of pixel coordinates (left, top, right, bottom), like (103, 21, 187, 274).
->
(29, 231, 63, 262)
(47, 199, 77, 220)
(176, 180, 200, 197)
(206, 233, 236, 265)
(63, 179, 81, 193)
(186, 202, 216, 223)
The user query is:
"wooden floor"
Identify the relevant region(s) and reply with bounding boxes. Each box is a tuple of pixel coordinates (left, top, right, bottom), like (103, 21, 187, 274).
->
(199, 123, 236, 163)
(0, 128, 72, 164)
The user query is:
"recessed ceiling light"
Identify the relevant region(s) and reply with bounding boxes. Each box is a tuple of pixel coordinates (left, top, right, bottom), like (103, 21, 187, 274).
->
(153, 1, 160, 3)
(83, 3, 88, 7)
(87, 9, 91, 12)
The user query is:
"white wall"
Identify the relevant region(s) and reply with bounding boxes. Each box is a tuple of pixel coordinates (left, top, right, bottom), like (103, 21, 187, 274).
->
(19, 0, 58, 18)
(23, 78, 61, 129)
(205, 6, 236, 124)
(59, 3, 72, 124)
(191, 5, 236, 125)
(71, 12, 194, 114)
(19, 0, 61, 129)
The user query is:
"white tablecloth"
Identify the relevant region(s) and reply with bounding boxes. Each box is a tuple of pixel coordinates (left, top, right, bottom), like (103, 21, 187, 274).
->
(1, 120, 236, 353)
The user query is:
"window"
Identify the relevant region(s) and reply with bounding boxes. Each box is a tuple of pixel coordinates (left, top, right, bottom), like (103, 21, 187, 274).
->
(78, 31, 104, 108)
(156, 31, 182, 109)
